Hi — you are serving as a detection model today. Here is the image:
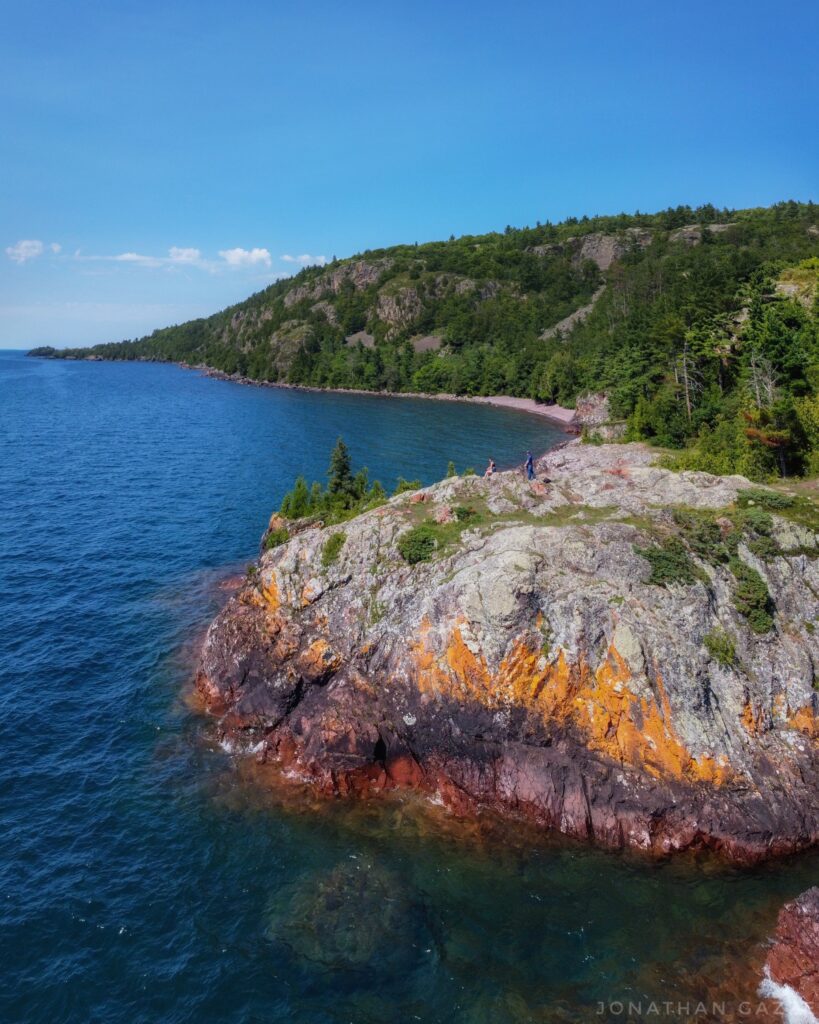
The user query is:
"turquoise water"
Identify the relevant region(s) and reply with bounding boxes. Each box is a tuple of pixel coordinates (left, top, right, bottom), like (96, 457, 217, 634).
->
(1, 350, 816, 1023)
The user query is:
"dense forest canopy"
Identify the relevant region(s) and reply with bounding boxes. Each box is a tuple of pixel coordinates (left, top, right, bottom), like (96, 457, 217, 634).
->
(31, 200, 819, 479)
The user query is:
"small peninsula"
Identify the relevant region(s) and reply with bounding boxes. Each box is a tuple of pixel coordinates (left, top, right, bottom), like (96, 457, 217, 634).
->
(197, 441, 819, 864)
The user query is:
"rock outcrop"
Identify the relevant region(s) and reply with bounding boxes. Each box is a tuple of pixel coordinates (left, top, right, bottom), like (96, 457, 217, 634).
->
(533, 229, 653, 271)
(197, 442, 819, 861)
(570, 391, 627, 439)
(540, 285, 607, 340)
(762, 887, 819, 1017)
(283, 258, 393, 308)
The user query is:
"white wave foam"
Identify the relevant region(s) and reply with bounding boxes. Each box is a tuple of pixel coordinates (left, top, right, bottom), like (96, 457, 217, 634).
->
(218, 737, 264, 756)
(759, 969, 818, 1024)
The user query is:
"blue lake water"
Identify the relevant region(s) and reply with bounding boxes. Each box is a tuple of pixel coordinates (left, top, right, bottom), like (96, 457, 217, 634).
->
(1, 350, 816, 1023)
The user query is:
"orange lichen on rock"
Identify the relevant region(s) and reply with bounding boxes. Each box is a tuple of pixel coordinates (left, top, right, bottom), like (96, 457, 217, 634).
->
(295, 638, 341, 681)
(300, 579, 323, 607)
(742, 700, 766, 736)
(262, 575, 280, 612)
(412, 617, 729, 785)
(789, 703, 819, 740)
(581, 649, 730, 784)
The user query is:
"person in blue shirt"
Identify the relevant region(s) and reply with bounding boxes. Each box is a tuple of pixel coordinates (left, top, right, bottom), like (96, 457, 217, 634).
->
(525, 450, 535, 480)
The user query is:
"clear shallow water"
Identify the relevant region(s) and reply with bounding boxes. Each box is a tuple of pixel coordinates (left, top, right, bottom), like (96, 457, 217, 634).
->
(0, 350, 816, 1024)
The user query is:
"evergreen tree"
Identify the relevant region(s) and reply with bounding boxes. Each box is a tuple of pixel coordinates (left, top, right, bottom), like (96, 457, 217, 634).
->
(369, 480, 387, 503)
(328, 437, 354, 502)
(288, 476, 311, 518)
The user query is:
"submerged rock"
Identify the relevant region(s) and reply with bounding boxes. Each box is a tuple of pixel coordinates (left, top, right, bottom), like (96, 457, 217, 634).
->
(265, 861, 428, 973)
(198, 442, 819, 862)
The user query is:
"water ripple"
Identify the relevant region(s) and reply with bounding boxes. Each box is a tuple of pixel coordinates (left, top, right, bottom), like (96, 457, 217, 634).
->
(1, 351, 816, 1024)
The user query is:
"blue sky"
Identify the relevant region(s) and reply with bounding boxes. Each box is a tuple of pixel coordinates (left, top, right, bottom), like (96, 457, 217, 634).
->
(2, 0, 817, 348)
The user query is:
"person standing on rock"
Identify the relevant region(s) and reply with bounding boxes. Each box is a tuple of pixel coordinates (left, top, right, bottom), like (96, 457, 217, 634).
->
(525, 451, 535, 480)
(484, 458, 496, 478)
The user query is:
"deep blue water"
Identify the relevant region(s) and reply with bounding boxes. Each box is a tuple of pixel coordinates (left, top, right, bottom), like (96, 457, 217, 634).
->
(1, 350, 816, 1024)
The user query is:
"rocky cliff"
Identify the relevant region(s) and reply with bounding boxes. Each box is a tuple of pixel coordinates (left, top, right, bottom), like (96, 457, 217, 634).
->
(197, 442, 819, 862)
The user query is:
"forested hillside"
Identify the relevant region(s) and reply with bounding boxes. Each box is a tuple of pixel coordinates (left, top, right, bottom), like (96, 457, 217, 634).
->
(31, 201, 819, 478)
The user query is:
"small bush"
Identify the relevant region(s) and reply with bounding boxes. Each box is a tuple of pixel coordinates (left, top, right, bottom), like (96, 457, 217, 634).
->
(672, 509, 727, 564)
(394, 477, 422, 495)
(741, 505, 774, 534)
(581, 428, 604, 445)
(729, 558, 774, 633)
(321, 531, 346, 568)
(634, 537, 707, 587)
(446, 460, 457, 478)
(703, 628, 736, 667)
(398, 524, 438, 564)
(265, 527, 289, 550)
(737, 488, 794, 511)
(747, 535, 780, 561)
(454, 505, 479, 522)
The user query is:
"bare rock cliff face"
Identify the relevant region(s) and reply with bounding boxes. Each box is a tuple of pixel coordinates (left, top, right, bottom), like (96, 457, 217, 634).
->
(197, 442, 819, 862)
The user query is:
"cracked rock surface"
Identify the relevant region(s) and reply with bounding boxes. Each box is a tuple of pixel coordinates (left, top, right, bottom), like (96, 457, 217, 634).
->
(198, 442, 819, 862)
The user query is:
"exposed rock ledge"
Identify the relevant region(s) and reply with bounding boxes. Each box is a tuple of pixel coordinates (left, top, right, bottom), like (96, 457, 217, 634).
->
(762, 887, 819, 1018)
(197, 442, 819, 862)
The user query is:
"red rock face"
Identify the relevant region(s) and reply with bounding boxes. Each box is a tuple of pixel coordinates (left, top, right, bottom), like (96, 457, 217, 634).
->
(196, 579, 819, 864)
(196, 445, 819, 864)
(765, 888, 819, 1016)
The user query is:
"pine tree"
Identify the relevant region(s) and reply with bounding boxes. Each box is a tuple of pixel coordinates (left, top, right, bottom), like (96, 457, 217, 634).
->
(369, 480, 386, 503)
(289, 476, 311, 518)
(352, 467, 369, 499)
(327, 437, 354, 502)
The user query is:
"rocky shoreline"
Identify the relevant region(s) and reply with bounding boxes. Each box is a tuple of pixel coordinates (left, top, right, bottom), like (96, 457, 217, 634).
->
(28, 348, 606, 430)
(196, 441, 819, 865)
(180, 362, 581, 429)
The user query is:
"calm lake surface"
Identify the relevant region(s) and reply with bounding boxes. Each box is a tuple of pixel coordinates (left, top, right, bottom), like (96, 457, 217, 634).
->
(1, 350, 816, 1024)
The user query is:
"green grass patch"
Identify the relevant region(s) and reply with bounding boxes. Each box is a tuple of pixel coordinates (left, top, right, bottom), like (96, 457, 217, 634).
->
(703, 628, 736, 667)
(265, 527, 289, 550)
(321, 531, 347, 568)
(729, 557, 774, 633)
(736, 488, 795, 511)
(671, 508, 728, 564)
(737, 488, 819, 533)
(634, 537, 709, 587)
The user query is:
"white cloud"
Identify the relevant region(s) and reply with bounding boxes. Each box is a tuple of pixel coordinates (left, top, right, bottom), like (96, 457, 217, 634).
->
(71, 244, 277, 273)
(113, 251, 164, 267)
(168, 246, 201, 264)
(6, 239, 45, 263)
(218, 247, 272, 268)
(89, 246, 203, 269)
(281, 253, 327, 266)
(50, 243, 61, 254)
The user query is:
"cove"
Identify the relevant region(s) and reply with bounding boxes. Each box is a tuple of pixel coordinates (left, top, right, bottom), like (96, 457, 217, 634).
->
(1, 350, 816, 1023)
